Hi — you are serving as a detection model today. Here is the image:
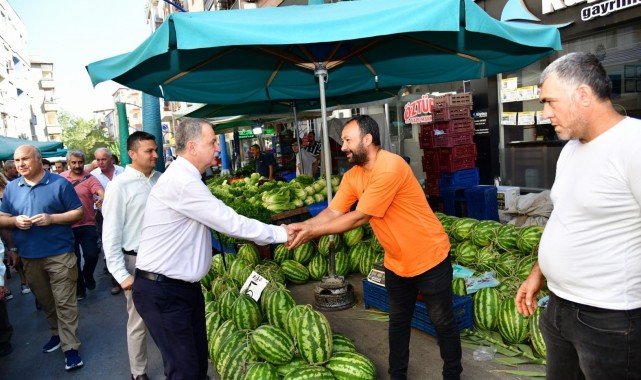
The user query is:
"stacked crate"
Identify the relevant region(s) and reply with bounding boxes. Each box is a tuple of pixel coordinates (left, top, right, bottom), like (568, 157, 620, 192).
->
(421, 93, 477, 203)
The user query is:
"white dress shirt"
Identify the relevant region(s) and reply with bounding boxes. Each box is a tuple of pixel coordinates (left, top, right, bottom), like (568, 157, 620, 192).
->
(102, 166, 161, 283)
(91, 165, 125, 190)
(136, 156, 287, 282)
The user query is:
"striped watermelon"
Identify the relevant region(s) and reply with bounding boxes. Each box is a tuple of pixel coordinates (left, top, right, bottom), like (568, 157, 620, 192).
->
(495, 225, 520, 252)
(516, 255, 538, 281)
(450, 217, 479, 242)
(440, 215, 457, 236)
(205, 311, 222, 341)
(293, 242, 316, 265)
(259, 282, 285, 315)
(220, 335, 257, 380)
(266, 288, 297, 330)
(325, 351, 376, 380)
(231, 294, 262, 330)
(348, 242, 370, 273)
(343, 226, 365, 247)
(211, 275, 239, 300)
(473, 287, 500, 331)
(285, 304, 309, 340)
(359, 246, 379, 276)
(470, 220, 502, 247)
(452, 278, 467, 296)
(494, 251, 520, 278)
(255, 263, 285, 284)
(283, 365, 335, 380)
(529, 307, 546, 359)
(203, 289, 215, 303)
(276, 357, 308, 378)
(215, 330, 250, 375)
(454, 240, 478, 267)
(213, 253, 238, 276)
(281, 259, 310, 284)
(229, 257, 252, 285)
(237, 243, 260, 267)
(217, 288, 240, 320)
(332, 251, 350, 277)
(205, 300, 218, 315)
(516, 226, 544, 255)
(308, 254, 329, 280)
(496, 277, 520, 297)
(475, 245, 501, 272)
(317, 234, 344, 257)
(244, 362, 279, 380)
(332, 334, 357, 353)
(274, 243, 293, 264)
(296, 305, 333, 365)
(498, 298, 529, 344)
(250, 324, 295, 365)
(369, 235, 384, 253)
(209, 319, 238, 363)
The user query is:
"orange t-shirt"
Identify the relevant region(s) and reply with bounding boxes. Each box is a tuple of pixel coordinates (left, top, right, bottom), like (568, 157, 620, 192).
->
(330, 150, 449, 277)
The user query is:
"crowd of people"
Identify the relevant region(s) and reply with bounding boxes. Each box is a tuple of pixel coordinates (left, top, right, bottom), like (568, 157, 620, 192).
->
(0, 53, 639, 380)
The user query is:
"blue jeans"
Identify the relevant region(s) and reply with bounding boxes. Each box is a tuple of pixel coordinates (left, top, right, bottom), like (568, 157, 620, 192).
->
(72, 225, 99, 293)
(385, 256, 462, 380)
(541, 292, 641, 380)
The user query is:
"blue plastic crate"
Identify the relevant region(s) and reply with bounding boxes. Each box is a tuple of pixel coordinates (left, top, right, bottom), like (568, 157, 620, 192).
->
(280, 171, 296, 182)
(362, 279, 473, 336)
(306, 201, 328, 217)
(439, 168, 479, 188)
(464, 185, 499, 221)
(439, 187, 467, 217)
(211, 231, 236, 253)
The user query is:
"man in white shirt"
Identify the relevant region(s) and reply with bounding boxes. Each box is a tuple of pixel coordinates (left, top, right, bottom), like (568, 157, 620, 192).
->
(102, 132, 161, 380)
(292, 140, 317, 177)
(516, 52, 641, 379)
(91, 148, 125, 296)
(133, 118, 291, 380)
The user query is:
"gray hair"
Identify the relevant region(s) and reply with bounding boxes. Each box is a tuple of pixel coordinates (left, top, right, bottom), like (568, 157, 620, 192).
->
(66, 148, 87, 162)
(15, 145, 42, 160)
(94, 147, 113, 158)
(540, 52, 612, 101)
(4, 160, 15, 169)
(175, 118, 210, 154)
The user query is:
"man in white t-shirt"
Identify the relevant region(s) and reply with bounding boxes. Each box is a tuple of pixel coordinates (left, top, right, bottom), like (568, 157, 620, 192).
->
(515, 52, 641, 379)
(292, 140, 317, 177)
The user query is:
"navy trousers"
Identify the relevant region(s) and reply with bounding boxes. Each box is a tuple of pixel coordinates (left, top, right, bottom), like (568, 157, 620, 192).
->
(133, 277, 208, 380)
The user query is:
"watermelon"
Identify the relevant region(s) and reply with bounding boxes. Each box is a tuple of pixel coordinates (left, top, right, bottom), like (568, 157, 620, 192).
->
(203, 290, 214, 303)
(452, 278, 467, 296)
(250, 324, 295, 365)
(213, 253, 237, 275)
(281, 259, 310, 284)
(348, 242, 370, 273)
(209, 319, 237, 363)
(255, 263, 285, 284)
(244, 362, 279, 380)
(308, 254, 329, 280)
(266, 288, 297, 330)
(220, 334, 256, 380)
(475, 245, 501, 272)
(293, 241, 316, 265)
(516, 226, 544, 255)
(332, 250, 350, 277)
(205, 311, 222, 341)
(276, 357, 308, 378)
(529, 307, 546, 359)
(285, 304, 309, 340)
(317, 234, 344, 257)
(473, 287, 500, 331)
(469, 220, 502, 247)
(449, 217, 479, 241)
(237, 243, 260, 267)
(211, 275, 239, 300)
(283, 365, 335, 380)
(369, 235, 384, 253)
(273, 243, 293, 264)
(454, 240, 478, 267)
(218, 288, 241, 320)
(229, 257, 252, 286)
(498, 298, 529, 344)
(343, 226, 365, 247)
(494, 251, 520, 278)
(440, 215, 457, 236)
(495, 225, 520, 252)
(205, 300, 218, 315)
(359, 246, 379, 276)
(332, 334, 357, 353)
(231, 294, 262, 330)
(259, 282, 285, 315)
(516, 255, 538, 281)
(325, 351, 376, 380)
(215, 330, 250, 375)
(296, 305, 333, 365)
(201, 270, 215, 290)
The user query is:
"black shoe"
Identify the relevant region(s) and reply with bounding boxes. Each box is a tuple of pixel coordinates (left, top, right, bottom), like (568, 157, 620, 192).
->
(85, 276, 96, 290)
(131, 374, 150, 380)
(77, 291, 86, 301)
(110, 286, 122, 295)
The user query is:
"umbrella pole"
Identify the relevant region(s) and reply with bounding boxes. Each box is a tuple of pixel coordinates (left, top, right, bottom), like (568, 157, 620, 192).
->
(292, 102, 302, 176)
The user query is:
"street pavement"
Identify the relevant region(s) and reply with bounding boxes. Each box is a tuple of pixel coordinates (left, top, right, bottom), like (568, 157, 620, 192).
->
(1, 260, 544, 379)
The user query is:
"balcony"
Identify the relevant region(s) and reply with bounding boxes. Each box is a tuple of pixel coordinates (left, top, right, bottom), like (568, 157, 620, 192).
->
(40, 78, 56, 89)
(43, 102, 58, 112)
(46, 125, 62, 135)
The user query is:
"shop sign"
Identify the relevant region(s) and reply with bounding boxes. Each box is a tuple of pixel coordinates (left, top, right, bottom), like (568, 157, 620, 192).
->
(403, 94, 434, 124)
(238, 127, 275, 139)
(542, 0, 640, 21)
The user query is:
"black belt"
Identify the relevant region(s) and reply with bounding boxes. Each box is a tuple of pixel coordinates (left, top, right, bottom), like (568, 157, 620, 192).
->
(135, 269, 189, 285)
(122, 249, 137, 256)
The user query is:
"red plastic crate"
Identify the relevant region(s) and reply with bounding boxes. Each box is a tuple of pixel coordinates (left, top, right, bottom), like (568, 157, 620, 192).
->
(433, 118, 475, 134)
(438, 155, 477, 172)
(424, 177, 440, 196)
(437, 144, 477, 160)
(419, 132, 433, 149)
(433, 131, 474, 147)
(421, 149, 439, 173)
(434, 93, 473, 109)
(433, 106, 472, 121)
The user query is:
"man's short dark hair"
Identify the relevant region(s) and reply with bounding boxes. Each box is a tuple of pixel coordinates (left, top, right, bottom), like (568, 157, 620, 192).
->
(346, 115, 381, 146)
(250, 144, 261, 151)
(127, 131, 157, 151)
(42, 159, 51, 166)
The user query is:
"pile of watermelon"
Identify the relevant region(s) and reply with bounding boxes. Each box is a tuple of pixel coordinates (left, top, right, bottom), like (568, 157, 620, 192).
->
(201, 247, 377, 380)
(436, 213, 547, 360)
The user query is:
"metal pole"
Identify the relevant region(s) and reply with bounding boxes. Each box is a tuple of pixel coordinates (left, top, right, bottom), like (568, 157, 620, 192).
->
(292, 102, 302, 174)
(116, 102, 130, 166)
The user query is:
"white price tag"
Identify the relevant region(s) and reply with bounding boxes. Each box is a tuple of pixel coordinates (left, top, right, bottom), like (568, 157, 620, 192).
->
(239, 271, 269, 301)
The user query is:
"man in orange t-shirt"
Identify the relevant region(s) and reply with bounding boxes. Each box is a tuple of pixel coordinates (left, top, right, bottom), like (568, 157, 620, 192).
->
(288, 115, 462, 380)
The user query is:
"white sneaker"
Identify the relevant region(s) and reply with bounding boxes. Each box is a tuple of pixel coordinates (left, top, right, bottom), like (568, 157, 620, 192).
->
(21, 284, 31, 294)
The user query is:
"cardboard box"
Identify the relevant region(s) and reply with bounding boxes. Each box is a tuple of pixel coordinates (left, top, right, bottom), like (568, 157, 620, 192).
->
(497, 186, 520, 223)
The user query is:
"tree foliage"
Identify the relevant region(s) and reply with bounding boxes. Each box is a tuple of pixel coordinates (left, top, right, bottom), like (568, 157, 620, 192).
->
(60, 111, 119, 161)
